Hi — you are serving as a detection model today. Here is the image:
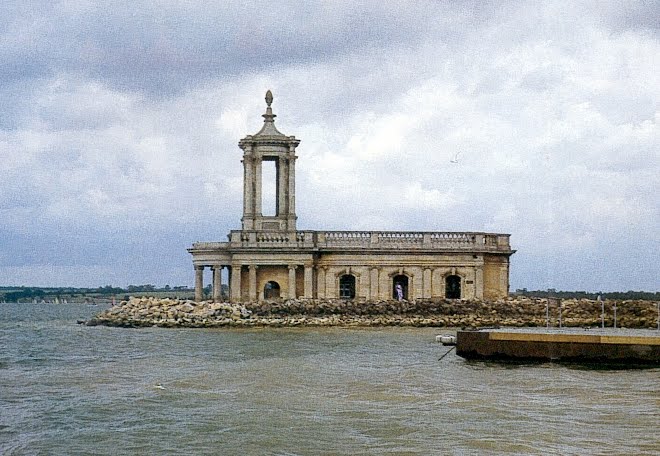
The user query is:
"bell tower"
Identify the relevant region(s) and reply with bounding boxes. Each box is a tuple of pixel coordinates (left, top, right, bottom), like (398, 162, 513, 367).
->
(238, 90, 300, 232)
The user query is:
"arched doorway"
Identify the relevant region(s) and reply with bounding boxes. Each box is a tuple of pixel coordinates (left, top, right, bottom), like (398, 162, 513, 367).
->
(264, 281, 281, 300)
(445, 275, 461, 299)
(339, 274, 356, 299)
(392, 275, 409, 300)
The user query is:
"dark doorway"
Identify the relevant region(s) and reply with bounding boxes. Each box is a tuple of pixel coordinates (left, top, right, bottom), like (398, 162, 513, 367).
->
(264, 281, 281, 299)
(445, 275, 461, 299)
(392, 275, 409, 300)
(339, 275, 356, 299)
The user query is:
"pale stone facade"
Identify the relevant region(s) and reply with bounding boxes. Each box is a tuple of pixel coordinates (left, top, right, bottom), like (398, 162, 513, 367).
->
(188, 91, 515, 302)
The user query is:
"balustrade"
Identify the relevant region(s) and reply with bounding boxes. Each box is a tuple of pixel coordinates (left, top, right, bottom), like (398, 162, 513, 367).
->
(192, 231, 511, 252)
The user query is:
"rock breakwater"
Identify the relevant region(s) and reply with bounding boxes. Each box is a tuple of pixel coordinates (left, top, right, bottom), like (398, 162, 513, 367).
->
(85, 297, 660, 329)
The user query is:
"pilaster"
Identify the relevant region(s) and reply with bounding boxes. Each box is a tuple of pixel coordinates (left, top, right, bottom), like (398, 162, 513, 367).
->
(475, 267, 484, 299)
(423, 268, 432, 299)
(370, 267, 379, 300)
(317, 267, 327, 298)
(248, 265, 258, 301)
(288, 265, 297, 299)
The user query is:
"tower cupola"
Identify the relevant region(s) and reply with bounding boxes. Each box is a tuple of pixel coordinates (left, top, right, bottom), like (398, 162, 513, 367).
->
(238, 91, 300, 232)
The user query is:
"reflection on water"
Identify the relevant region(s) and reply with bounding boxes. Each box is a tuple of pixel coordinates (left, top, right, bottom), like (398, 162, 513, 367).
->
(1, 303, 659, 455)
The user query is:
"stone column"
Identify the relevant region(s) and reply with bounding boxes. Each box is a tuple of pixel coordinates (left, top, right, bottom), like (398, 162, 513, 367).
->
(370, 267, 379, 300)
(230, 264, 242, 302)
(254, 160, 262, 216)
(194, 265, 204, 302)
(213, 266, 222, 302)
(317, 267, 326, 298)
(248, 265, 258, 301)
(303, 264, 313, 298)
(287, 153, 296, 230)
(277, 156, 286, 217)
(288, 265, 297, 299)
(423, 268, 432, 299)
(243, 154, 253, 218)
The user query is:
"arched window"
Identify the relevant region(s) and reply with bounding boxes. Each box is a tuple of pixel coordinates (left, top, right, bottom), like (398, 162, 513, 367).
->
(264, 281, 281, 300)
(392, 274, 409, 300)
(445, 275, 461, 299)
(339, 274, 356, 299)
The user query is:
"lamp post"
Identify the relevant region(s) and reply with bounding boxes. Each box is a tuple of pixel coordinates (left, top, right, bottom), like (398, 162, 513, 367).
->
(613, 303, 617, 329)
(598, 294, 604, 329)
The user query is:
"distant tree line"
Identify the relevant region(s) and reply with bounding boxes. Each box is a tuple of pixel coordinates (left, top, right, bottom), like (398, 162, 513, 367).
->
(514, 289, 660, 300)
(1, 288, 47, 302)
(2, 286, 657, 302)
(0, 285, 193, 302)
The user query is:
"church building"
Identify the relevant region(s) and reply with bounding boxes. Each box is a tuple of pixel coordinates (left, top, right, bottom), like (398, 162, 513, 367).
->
(188, 91, 515, 302)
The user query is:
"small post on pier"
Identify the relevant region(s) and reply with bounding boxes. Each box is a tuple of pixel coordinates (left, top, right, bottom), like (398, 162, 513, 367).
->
(545, 300, 549, 328)
(558, 299, 562, 328)
(657, 301, 659, 330)
(598, 295, 604, 329)
(613, 303, 617, 329)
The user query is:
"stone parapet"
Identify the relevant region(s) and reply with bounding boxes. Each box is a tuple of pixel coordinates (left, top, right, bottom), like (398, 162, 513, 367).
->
(191, 231, 513, 253)
(319, 231, 511, 252)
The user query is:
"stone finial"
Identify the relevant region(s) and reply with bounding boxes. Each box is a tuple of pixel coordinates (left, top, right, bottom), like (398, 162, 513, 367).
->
(262, 89, 276, 125)
(247, 89, 290, 138)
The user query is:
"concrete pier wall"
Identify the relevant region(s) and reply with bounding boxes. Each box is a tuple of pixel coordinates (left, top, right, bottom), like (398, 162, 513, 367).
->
(456, 330, 660, 364)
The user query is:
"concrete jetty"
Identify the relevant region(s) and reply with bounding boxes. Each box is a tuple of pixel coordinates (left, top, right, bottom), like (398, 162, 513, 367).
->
(456, 328, 660, 365)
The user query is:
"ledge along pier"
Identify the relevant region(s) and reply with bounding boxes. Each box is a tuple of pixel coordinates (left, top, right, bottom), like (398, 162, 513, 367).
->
(456, 328, 660, 365)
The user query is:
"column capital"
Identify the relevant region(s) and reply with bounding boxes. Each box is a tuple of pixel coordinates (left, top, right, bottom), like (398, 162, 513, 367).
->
(249, 264, 258, 270)
(195, 265, 205, 271)
(288, 264, 297, 271)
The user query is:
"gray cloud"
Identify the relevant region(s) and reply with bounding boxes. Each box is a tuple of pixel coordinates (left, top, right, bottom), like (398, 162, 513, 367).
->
(1, 0, 463, 95)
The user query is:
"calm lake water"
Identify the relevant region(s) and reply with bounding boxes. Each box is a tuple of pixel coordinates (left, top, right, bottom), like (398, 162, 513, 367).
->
(1, 303, 658, 455)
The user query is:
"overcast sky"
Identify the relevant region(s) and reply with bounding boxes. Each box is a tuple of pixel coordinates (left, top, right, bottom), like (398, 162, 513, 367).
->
(1, 0, 658, 292)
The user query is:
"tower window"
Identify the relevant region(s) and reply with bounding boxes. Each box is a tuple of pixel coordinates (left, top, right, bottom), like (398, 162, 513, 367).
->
(262, 159, 277, 216)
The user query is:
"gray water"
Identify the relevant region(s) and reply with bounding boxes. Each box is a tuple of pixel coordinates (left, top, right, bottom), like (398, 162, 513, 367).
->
(1, 303, 658, 455)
